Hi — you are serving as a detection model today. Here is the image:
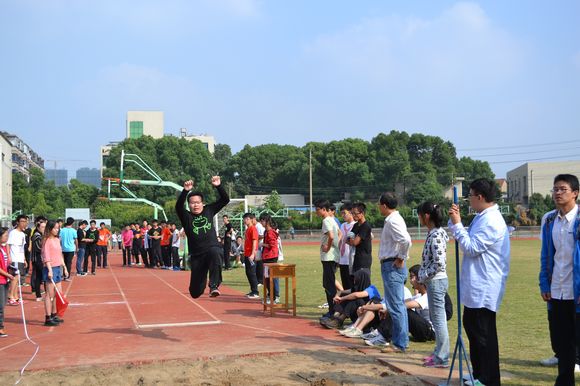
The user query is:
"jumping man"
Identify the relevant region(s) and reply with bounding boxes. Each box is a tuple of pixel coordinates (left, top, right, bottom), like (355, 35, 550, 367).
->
(176, 176, 229, 298)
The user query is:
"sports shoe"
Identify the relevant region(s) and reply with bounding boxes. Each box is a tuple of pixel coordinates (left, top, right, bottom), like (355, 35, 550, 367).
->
(0, 330, 7, 338)
(423, 357, 449, 368)
(247, 293, 260, 299)
(320, 317, 343, 329)
(381, 345, 405, 354)
(365, 336, 388, 347)
(44, 318, 59, 327)
(343, 328, 363, 338)
(52, 315, 64, 323)
(361, 329, 379, 340)
(8, 299, 20, 306)
(423, 354, 435, 363)
(274, 297, 280, 304)
(539, 356, 558, 366)
(257, 283, 263, 288)
(36, 297, 43, 302)
(338, 325, 356, 336)
(138, 262, 143, 266)
(210, 289, 221, 298)
(464, 379, 485, 386)
(318, 302, 329, 309)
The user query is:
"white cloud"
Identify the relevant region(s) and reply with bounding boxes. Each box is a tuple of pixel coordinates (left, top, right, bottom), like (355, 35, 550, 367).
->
(304, 2, 523, 89)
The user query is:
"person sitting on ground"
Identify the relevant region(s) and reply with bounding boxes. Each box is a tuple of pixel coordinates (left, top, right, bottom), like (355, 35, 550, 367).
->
(233, 235, 244, 267)
(320, 269, 379, 329)
(376, 265, 435, 353)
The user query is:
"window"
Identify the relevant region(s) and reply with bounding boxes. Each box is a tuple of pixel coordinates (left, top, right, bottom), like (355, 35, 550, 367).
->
(129, 121, 144, 138)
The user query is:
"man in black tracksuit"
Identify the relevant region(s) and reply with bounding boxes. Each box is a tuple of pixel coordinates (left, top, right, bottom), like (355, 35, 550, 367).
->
(176, 176, 229, 298)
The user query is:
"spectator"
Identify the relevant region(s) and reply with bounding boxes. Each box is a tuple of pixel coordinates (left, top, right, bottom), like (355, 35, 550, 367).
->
(8, 215, 29, 305)
(41, 220, 67, 327)
(83, 220, 99, 275)
(315, 199, 340, 322)
(31, 221, 47, 300)
(338, 203, 356, 290)
(0, 227, 15, 337)
(348, 202, 373, 274)
(243, 213, 260, 299)
(60, 217, 77, 281)
(76, 220, 88, 276)
(222, 215, 233, 270)
(96, 222, 111, 268)
(121, 224, 133, 266)
(149, 220, 163, 268)
(170, 223, 181, 271)
(261, 215, 280, 304)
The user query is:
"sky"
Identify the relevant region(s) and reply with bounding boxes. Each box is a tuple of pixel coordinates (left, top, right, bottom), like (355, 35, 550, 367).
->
(1, 0, 579, 180)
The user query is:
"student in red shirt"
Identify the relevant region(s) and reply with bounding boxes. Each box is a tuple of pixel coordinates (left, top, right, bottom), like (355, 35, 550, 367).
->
(0, 227, 16, 337)
(261, 214, 280, 304)
(96, 222, 111, 268)
(243, 213, 260, 299)
(160, 221, 173, 269)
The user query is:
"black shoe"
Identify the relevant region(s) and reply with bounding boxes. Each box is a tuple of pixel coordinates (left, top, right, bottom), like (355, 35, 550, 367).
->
(320, 317, 342, 329)
(44, 318, 59, 327)
(210, 289, 221, 297)
(51, 315, 64, 324)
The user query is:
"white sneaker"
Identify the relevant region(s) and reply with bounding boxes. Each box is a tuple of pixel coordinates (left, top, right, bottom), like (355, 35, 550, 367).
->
(540, 356, 558, 366)
(338, 326, 356, 336)
(343, 328, 363, 338)
(365, 336, 388, 347)
(318, 302, 329, 309)
(274, 297, 280, 304)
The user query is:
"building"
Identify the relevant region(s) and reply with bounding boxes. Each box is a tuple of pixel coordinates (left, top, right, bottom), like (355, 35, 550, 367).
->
(245, 194, 305, 208)
(100, 141, 120, 179)
(76, 167, 101, 188)
(45, 168, 68, 186)
(0, 133, 12, 219)
(126, 111, 164, 139)
(0, 131, 44, 182)
(507, 161, 580, 205)
(178, 128, 215, 154)
(495, 178, 508, 201)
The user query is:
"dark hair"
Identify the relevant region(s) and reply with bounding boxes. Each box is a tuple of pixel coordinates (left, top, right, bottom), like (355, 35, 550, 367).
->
(223, 215, 229, 219)
(340, 203, 353, 212)
(16, 214, 28, 223)
(100, 222, 106, 226)
(314, 199, 330, 210)
(187, 191, 204, 203)
(35, 215, 47, 226)
(243, 212, 255, 219)
(352, 202, 366, 214)
(66, 217, 75, 226)
(44, 220, 58, 239)
(143, 219, 148, 223)
(554, 174, 580, 192)
(469, 178, 496, 203)
(80, 220, 88, 226)
(0, 227, 8, 239)
(259, 213, 271, 222)
(152, 219, 158, 224)
(329, 204, 336, 212)
(90, 220, 96, 224)
(57, 218, 63, 223)
(379, 192, 398, 209)
(409, 264, 421, 278)
(417, 201, 443, 228)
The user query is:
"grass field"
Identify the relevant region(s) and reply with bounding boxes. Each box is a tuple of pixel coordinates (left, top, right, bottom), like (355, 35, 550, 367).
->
(223, 239, 566, 385)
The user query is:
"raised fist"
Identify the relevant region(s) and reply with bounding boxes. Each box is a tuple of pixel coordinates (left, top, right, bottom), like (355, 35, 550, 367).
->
(183, 180, 194, 191)
(211, 176, 221, 187)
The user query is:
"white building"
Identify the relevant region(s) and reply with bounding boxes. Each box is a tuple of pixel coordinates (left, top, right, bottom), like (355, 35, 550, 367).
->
(245, 194, 305, 208)
(126, 111, 164, 139)
(0, 131, 44, 182)
(507, 161, 580, 205)
(0, 133, 13, 219)
(178, 128, 215, 154)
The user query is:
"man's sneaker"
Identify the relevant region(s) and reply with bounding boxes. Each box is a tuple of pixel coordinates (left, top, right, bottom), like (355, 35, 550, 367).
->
(464, 379, 485, 386)
(274, 297, 280, 304)
(257, 283, 263, 288)
(91, 272, 96, 275)
(247, 293, 260, 299)
(210, 289, 221, 298)
(320, 317, 343, 329)
(365, 335, 388, 347)
(381, 345, 405, 354)
(318, 302, 329, 309)
(539, 356, 558, 366)
(0, 330, 7, 338)
(361, 329, 379, 340)
(338, 325, 356, 336)
(343, 328, 363, 338)
(138, 262, 143, 266)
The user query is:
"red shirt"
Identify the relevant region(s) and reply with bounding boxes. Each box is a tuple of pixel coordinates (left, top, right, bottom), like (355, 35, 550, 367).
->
(262, 228, 279, 261)
(161, 227, 172, 246)
(0, 245, 9, 285)
(244, 225, 258, 257)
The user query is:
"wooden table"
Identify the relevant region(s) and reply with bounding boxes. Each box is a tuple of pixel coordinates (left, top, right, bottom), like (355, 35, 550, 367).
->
(263, 263, 296, 317)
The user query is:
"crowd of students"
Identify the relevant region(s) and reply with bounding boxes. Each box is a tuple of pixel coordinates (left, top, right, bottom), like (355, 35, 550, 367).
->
(307, 178, 512, 386)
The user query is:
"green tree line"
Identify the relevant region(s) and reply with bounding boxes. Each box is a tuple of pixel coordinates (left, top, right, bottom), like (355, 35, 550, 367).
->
(13, 130, 496, 229)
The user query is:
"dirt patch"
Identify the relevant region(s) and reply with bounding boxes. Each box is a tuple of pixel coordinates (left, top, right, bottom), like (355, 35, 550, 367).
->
(1, 349, 426, 386)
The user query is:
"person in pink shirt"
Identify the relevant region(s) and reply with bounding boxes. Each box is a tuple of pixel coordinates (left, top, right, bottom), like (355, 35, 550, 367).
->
(41, 220, 67, 327)
(121, 224, 134, 266)
(0, 227, 16, 337)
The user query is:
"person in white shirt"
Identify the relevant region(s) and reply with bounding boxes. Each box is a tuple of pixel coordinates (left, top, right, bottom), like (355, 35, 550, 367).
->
(377, 192, 412, 353)
(539, 174, 580, 385)
(316, 199, 340, 321)
(449, 178, 510, 386)
(339, 203, 356, 290)
(8, 215, 29, 303)
(170, 223, 182, 271)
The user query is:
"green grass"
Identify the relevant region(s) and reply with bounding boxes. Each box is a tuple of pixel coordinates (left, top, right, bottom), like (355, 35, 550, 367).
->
(223, 240, 561, 385)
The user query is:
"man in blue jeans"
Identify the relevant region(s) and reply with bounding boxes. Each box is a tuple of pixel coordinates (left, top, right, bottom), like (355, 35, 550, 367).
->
(377, 192, 412, 353)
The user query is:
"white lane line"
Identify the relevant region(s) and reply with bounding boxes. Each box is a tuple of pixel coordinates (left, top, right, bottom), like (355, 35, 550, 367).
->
(109, 265, 139, 329)
(69, 301, 126, 306)
(138, 321, 222, 329)
(146, 270, 221, 323)
(67, 292, 121, 297)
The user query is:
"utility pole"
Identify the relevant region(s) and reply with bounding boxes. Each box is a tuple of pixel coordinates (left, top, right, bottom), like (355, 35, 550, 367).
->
(309, 149, 313, 223)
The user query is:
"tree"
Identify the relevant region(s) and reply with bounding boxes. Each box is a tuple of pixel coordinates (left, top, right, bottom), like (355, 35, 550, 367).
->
(263, 190, 283, 212)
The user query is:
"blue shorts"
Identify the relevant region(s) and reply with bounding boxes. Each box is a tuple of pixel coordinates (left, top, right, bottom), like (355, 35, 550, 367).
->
(42, 266, 62, 284)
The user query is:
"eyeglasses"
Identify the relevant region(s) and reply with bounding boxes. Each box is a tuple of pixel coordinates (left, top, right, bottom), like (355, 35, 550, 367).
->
(351, 211, 361, 215)
(467, 193, 479, 198)
(551, 187, 571, 193)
